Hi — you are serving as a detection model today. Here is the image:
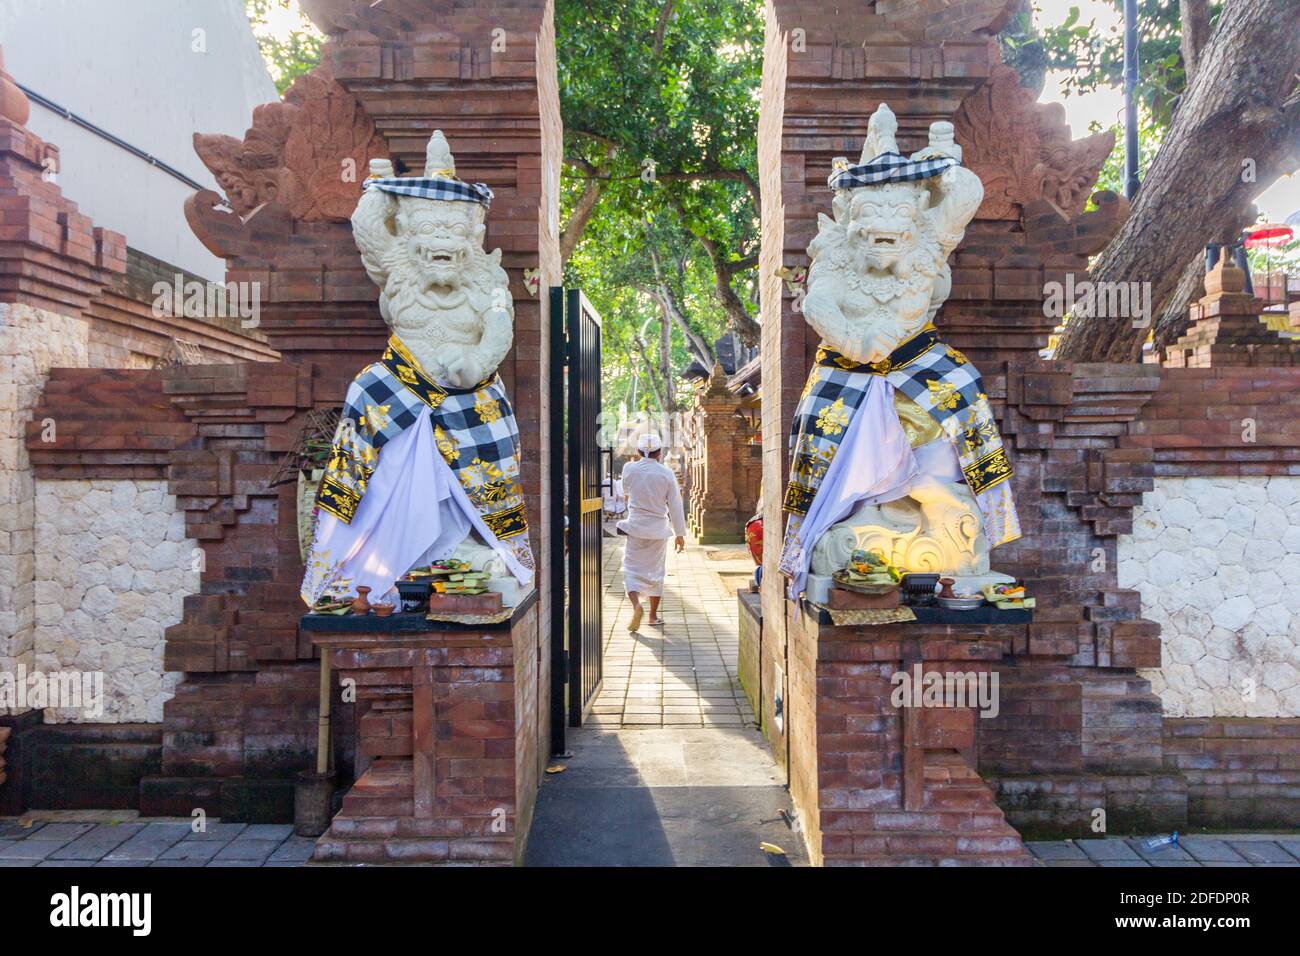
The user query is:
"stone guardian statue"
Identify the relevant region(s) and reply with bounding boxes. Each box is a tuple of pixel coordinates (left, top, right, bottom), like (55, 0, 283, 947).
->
(779, 104, 1021, 600)
(301, 131, 534, 607)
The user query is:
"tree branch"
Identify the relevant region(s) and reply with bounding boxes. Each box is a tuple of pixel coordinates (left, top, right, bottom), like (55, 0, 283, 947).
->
(1055, 0, 1300, 362)
(652, 0, 677, 57)
(1179, 0, 1214, 84)
(560, 145, 618, 262)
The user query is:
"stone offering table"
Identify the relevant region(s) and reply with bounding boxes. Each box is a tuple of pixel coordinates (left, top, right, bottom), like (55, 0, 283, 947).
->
(302, 592, 540, 865)
(772, 603, 1034, 866)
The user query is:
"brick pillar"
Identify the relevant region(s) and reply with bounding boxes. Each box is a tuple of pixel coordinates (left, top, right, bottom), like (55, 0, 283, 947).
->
(306, 599, 540, 864)
(689, 363, 750, 544)
(117, 0, 564, 826)
(756, 2, 1178, 862)
(1161, 259, 1300, 367)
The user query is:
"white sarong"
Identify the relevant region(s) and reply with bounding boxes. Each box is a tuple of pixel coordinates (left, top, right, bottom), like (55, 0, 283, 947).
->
(620, 535, 669, 597)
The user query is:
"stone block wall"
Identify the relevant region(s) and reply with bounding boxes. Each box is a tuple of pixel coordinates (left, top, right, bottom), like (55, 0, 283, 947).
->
(33, 478, 197, 723)
(1121, 476, 1300, 718)
(1163, 718, 1300, 829)
(0, 303, 90, 713)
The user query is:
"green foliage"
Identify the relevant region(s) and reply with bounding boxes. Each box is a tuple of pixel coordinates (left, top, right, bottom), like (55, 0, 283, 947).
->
(558, 0, 762, 416)
(1030, 1, 1222, 130)
(245, 0, 323, 95)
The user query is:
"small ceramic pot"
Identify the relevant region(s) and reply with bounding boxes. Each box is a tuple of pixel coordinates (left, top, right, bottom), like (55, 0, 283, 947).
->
(938, 577, 956, 599)
(373, 603, 394, 618)
(350, 586, 372, 615)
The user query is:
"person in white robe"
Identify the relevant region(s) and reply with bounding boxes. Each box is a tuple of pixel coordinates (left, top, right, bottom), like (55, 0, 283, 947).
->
(616, 433, 686, 631)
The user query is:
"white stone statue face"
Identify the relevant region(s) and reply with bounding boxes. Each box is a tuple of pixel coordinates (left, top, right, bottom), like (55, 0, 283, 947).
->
(397, 200, 484, 290)
(844, 183, 927, 275)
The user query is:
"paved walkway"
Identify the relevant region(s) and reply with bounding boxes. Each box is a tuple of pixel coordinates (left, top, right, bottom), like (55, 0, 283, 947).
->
(524, 540, 807, 866)
(1027, 835, 1300, 867)
(0, 814, 313, 867)
(591, 543, 754, 728)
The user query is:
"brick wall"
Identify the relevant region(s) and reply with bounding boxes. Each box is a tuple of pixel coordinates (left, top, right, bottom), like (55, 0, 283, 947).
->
(1164, 718, 1300, 829)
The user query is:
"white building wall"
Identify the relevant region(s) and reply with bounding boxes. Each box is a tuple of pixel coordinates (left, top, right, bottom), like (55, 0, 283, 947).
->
(0, 0, 278, 280)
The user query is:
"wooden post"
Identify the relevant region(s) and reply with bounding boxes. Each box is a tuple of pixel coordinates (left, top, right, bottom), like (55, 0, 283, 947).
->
(316, 647, 331, 776)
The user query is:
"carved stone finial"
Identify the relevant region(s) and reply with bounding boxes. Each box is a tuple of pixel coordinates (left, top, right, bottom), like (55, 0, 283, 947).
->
(953, 65, 1114, 223)
(1203, 257, 1246, 298)
(191, 64, 387, 222)
(861, 103, 900, 162)
(424, 130, 456, 178)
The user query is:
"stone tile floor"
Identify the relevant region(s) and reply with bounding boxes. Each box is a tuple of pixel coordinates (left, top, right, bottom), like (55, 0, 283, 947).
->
(590, 542, 755, 729)
(1026, 835, 1300, 867)
(526, 540, 806, 866)
(0, 813, 315, 867)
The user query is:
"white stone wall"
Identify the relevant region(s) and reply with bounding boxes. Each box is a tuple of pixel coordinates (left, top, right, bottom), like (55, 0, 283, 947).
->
(0, 303, 90, 714)
(33, 480, 198, 723)
(1119, 476, 1300, 718)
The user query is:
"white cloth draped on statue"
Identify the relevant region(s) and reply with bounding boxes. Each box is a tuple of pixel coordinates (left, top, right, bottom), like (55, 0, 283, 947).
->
(784, 376, 928, 598)
(301, 405, 533, 605)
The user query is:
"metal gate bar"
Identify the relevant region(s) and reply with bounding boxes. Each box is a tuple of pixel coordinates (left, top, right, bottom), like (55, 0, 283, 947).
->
(548, 288, 604, 754)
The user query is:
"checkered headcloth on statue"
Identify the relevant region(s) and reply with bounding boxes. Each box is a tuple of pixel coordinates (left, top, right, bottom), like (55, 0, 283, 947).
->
(364, 176, 494, 208)
(828, 151, 954, 191)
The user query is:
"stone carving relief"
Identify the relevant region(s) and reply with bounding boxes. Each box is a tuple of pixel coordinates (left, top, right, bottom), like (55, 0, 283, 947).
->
(193, 63, 386, 222)
(953, 65, 1115, 222)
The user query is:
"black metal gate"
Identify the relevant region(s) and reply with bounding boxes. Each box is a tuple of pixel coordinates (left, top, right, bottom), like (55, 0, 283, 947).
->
(549, 288, 603, 754)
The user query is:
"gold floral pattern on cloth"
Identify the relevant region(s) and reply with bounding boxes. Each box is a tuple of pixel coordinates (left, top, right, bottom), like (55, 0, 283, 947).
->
(893, 391, 943, 448)
(957, 418, 1001, 458)
(474, 392, 503, 424)
(434, 425, 460, 462)
(926, 379, 961, 411)
(315, 415, 378, 523)
(362, 403, 391, 436)
(304, 549, 352, 599)
(784, 434, 836, 515)
(816, 397, 851, 436)
(962, 447, 1014, 495)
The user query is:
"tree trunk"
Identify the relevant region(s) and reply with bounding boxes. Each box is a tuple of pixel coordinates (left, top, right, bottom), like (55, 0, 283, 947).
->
(560, 146, 617, 263)
(1179, 0, 1213, 83)
(645, 242, 717, 366)
(1055, 0, 1300, 363)
(658, 310, 678, 412)
(632, 332, 668, 413)
(697, 234, 762, 346)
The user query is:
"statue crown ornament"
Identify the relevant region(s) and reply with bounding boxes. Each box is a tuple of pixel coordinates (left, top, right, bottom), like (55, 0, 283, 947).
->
(300, 130, 534, 615)
(779, 103, 1021, 606)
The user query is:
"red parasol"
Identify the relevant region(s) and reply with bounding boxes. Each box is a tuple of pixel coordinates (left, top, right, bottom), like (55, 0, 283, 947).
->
(1244, 224, 1295, 248)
